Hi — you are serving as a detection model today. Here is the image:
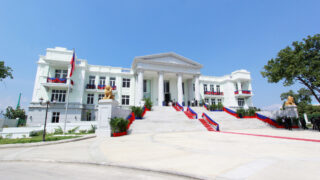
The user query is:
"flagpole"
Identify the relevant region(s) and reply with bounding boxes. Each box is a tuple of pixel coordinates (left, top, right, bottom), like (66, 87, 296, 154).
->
(63, 49, 74, 134)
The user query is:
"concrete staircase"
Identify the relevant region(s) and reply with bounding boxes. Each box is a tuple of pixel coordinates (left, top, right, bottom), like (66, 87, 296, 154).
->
(188, 107, 272, 131)
(130, 106, 206, 134)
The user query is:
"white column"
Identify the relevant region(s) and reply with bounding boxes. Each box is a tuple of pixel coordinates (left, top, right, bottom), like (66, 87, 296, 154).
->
(194, 75, 200, 102)
(237, 81, 242, 93)
(177, 73, 183, 105)
(135, 75, 139, 106)
(137, 70, 144, 106)
(187, 79, 193, 102)
(248, 81, 252, 91)
(158, 72, 164, 106)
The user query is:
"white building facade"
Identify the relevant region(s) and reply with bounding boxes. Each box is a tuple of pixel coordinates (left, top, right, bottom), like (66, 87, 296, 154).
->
(28, 47, 253, 125)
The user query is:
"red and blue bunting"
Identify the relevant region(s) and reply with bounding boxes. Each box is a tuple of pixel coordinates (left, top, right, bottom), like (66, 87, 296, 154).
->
(47, 77, 67, 83)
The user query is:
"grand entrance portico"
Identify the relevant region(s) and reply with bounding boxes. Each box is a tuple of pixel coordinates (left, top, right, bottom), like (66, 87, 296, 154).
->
(132, 52, 203, 106)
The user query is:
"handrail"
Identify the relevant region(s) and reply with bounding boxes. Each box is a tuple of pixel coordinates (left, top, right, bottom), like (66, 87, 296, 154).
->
(202, 113, 220, 131)
(187, 107, 198, 119)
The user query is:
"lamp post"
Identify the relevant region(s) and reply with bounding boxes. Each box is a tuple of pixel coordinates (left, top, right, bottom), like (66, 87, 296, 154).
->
(39, 97, 56, 141)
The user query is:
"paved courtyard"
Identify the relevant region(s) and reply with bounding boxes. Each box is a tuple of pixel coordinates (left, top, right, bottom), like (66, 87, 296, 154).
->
(1, 128, 320, 180)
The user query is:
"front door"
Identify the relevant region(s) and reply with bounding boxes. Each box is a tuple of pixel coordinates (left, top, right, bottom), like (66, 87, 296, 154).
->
(164, 80, 171, 106)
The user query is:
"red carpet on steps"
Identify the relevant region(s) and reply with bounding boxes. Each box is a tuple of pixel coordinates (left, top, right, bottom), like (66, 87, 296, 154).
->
(199, 119, 215, 131)
(184, 111, 195, 119)
(172, 105, 181, 111)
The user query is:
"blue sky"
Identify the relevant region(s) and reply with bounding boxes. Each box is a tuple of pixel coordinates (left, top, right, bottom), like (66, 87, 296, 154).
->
(0, 0, 319, 112)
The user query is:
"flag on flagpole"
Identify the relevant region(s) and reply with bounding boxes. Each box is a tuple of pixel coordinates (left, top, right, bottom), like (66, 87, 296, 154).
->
(69, 50, 75, 77)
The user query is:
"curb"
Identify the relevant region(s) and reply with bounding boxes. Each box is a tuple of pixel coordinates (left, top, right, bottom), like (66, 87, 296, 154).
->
(0, 159, 206, 180)
(0, 134, 96, 149)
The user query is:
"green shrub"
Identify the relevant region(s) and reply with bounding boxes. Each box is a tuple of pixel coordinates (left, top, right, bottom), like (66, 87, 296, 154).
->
(131, 106, 143, 118)
(29, 130, 44, 137)
(236, 108, 246, 118)
(54, 126, 63, 134)
(88, 124, 97, 133)
(110, 117, 129, 133)
(210, 104, 217, 111)
(217, 102, 223, 110)
(68, 126, 80, 134)
(17, 119, 26, 127)
(144, 98, 153, 111)
(246, 108, 256, 116)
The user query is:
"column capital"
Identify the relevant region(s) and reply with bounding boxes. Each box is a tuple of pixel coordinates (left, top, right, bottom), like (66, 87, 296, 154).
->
(136, 69, 144, 74)
(158, 71, 164, 75)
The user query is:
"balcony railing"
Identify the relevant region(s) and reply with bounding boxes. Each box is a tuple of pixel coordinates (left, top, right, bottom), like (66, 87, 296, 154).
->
(234, 90, 251, 95)
(47, 77, 67, 84)
(92, 84, 117, 90)
(204, 91, 224, 95)
(97, 85, 105, 90)
(86, 84, 96, 89)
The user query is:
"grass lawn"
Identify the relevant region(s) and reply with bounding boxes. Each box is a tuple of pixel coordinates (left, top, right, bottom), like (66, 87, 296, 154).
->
(0, 135, 81, 145)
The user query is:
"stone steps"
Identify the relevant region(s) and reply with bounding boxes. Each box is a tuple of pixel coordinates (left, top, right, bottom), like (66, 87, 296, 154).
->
(130, 106, 206, 134)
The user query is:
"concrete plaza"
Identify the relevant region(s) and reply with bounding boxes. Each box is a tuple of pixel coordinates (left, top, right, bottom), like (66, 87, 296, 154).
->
(1, 128, 320, 180)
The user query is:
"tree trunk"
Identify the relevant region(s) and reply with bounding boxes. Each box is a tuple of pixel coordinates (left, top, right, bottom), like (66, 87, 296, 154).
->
(297, 77, 320, 104)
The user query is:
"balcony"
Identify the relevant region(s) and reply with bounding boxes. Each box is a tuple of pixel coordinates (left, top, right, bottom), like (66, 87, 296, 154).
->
(204, 91, 224, 96)
(86, 84, 117, 93)
(86, 84, 96, 89)
(234, 90, 252, 96)
(97, 85, 117, 90)
(41, 77, 71, 90)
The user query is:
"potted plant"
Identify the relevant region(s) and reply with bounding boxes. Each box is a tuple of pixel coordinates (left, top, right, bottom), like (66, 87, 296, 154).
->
(131, 106, 143, 119)
(217, 102, 223, 111)
(144, 97, 153, 111)
(236, 108, 245, 118)
(110, 117, 129, 137)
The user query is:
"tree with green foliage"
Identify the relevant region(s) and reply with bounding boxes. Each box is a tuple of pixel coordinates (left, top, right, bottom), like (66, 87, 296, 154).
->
(261, 34, 320, 103)
(4, 106, 26, 119)
(0, 61, 13, 81)
(280, 88, 312, 105)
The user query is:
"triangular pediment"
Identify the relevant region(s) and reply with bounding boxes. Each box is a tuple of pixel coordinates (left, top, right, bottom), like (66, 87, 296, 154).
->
(133, 52, 203, 69)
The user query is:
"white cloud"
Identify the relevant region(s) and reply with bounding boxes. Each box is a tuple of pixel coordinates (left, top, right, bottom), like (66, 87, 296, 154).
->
(261, 103, 282, 111)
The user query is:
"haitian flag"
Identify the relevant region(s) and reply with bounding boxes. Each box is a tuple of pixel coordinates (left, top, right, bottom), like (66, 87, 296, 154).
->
(69, 50, 75, 77)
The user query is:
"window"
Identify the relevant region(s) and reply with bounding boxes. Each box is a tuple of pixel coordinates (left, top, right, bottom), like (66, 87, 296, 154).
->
(235, 83, 238, 91)
(204, 84, 207, 92)
(122, 78, 130, 88)
(205, 98, 209, 103)
(182, 82, 185, 95)
(86, 111, 92, 121)
(98, 94, 104, 101)
(210, 85, 214, 92)
(211, 98, 216, 105)
(52, 112, 60, 123)
(238, 98, 245, 107)
(218, 99, 222, 104)
(143, 80, 147, 93)
(99, 77, 106, 85)
(122, 95, 130, 105)
(193, 83, 195, 92)
(216, 85, 220, 93)
(51, 90, 66, 102)
(55, 70, 68, 78)
(110, 77, 116, 87)
(89, 76, 95, 85)
(87, 94, 94, 104)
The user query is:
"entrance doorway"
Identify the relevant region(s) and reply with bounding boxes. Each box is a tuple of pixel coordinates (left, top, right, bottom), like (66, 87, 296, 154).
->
(164, 80, 171, 106)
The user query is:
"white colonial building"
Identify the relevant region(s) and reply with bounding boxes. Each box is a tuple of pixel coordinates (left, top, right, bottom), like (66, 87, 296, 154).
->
(28, 47, 253, 125)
